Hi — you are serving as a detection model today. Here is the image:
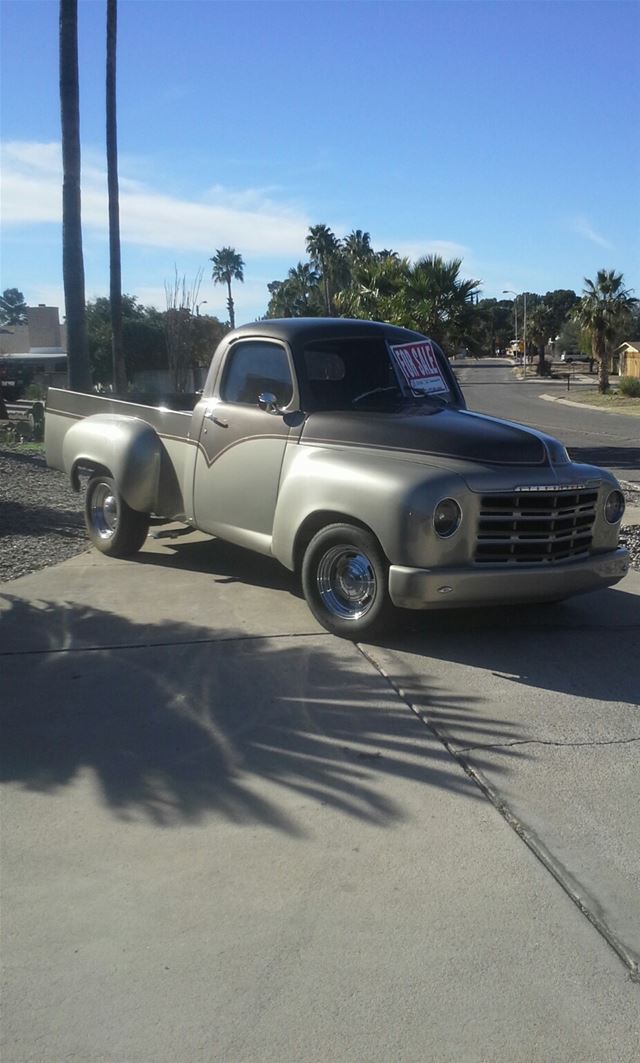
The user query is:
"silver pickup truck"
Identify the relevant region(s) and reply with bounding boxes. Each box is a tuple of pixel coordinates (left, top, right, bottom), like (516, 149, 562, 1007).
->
(45, 317, 629, 637)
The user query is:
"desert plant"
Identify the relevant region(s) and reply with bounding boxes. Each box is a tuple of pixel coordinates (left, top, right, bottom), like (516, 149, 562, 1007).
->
(618, 375, 640, 398)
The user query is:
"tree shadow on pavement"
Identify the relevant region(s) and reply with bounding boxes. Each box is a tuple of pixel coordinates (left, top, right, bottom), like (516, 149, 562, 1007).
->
(382, 588, 640, 709)
(0, 595, 526, 832)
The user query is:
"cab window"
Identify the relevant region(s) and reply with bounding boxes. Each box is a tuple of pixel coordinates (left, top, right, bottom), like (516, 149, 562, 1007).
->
(221, 341, 293, 407)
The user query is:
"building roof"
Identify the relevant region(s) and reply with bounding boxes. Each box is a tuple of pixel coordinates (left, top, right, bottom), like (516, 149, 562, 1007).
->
(0, 350, 67, 362)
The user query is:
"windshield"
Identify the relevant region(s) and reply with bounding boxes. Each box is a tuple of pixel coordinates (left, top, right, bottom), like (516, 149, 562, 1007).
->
(300, 336, 456, 412)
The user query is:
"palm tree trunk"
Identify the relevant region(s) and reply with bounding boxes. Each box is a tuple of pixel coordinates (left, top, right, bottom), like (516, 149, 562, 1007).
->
(595, 327, 608, 393)
(226, 278, 235, 328)
(322, 257, 331, 315)
(60, 0, 91, 392)
(106, 0, 127, 393)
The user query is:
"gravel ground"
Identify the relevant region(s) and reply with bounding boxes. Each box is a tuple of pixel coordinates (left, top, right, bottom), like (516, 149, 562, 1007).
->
(1, 443, 639, 584)
(0, 445, 89, 582)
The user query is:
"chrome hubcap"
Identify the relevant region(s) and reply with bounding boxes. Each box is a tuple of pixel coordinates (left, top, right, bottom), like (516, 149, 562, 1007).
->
(90, 483, 119, 540)
(316, 545, 376, 620)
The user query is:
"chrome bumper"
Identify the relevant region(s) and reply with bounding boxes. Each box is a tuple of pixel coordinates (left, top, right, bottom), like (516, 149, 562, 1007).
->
(388, 547, 630, 610)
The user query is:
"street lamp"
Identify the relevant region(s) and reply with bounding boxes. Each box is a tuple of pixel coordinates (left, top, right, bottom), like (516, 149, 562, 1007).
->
(196, 300, 207, 316)
(503, 289, 527, 376)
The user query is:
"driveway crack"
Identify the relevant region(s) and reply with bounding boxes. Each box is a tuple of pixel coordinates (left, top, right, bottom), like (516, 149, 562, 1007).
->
(355, 642, 640, 984)
(458, 735, 640, 754)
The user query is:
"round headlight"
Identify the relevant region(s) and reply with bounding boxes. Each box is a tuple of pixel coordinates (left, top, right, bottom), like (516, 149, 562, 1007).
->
(604, 489, 625, 525)
(433, 498, 462, 538)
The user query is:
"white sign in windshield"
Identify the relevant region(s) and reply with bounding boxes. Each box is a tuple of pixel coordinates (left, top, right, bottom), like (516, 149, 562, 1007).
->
(389, 340, 448, 395)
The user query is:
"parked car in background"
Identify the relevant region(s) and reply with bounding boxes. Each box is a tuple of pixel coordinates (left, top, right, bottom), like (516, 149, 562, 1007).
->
(560, 352, 590, 364)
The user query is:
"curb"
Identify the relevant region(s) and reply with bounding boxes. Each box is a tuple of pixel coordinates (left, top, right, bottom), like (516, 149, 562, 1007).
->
(539, 392, 640, 416)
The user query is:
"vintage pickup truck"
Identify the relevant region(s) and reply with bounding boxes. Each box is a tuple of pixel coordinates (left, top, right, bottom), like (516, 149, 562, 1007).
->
(45, 317, 629, 637)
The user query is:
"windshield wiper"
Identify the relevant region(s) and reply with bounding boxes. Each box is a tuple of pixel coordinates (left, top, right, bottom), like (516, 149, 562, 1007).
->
(352, 385, 402, 405)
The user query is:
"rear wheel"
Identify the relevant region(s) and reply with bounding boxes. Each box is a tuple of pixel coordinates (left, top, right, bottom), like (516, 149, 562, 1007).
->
(84, 475, 149, 557)
(301, 523, 394, 639)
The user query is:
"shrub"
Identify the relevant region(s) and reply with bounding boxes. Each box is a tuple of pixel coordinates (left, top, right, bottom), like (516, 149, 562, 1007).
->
(618, 376, 640, 398)
(25, 382, 45, 400)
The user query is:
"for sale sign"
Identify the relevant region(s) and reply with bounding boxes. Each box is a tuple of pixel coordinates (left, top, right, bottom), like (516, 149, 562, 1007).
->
(389, 340, 448, 395)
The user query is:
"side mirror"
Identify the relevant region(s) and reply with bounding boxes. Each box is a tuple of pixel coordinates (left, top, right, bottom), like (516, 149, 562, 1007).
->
(258, 391, 280, 414)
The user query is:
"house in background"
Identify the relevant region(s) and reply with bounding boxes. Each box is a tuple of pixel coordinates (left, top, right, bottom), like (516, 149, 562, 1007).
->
(616, 340, 640, 378)
(0, 306, 68, 396)
(0, 305, 67, 355)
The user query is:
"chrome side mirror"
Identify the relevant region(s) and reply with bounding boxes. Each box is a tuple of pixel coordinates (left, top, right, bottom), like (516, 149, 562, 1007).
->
(258, 391, 280, 413)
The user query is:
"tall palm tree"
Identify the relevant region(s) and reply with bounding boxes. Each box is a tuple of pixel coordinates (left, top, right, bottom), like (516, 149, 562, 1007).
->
(106, 0, 127, 393)
(306, 224, 340, 315)
(343, 229, 373, 265)
(210, 247, 244, 328)
(59, 0, 91, 391)
(573, 269, 637, 393)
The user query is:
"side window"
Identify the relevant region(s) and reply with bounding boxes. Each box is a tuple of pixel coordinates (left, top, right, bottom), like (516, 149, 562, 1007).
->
(221, 341, 293, 407)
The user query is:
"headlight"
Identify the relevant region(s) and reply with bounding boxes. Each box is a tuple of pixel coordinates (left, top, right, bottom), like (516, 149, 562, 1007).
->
(433, 498, 462, 538)
(604, 490, 625, 525)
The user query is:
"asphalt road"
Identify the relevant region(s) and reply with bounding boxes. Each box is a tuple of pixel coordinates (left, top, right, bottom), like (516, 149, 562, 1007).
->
(453, 359, 640, 485)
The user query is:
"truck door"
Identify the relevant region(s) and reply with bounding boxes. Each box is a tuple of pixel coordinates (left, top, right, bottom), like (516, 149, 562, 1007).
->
(192, 338, 300, 552)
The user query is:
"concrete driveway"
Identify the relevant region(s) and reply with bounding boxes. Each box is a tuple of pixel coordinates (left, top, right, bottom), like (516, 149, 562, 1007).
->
(2, 532, 639, 1062)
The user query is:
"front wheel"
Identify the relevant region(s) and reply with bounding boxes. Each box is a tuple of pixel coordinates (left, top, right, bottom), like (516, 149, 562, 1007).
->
(84, 475, 149, 557)
(301, 523, 394, 639)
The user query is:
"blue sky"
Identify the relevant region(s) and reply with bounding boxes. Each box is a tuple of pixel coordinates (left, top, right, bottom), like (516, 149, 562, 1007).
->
(1, 0, 639, 325)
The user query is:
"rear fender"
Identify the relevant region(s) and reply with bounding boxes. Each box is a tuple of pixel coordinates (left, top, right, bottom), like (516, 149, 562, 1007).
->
(63, 414, 162, 513)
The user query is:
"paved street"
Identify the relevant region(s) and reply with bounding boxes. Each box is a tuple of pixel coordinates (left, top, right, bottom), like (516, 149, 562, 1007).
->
(2, 513, 639, 1061)
(454, 359, 640, 486)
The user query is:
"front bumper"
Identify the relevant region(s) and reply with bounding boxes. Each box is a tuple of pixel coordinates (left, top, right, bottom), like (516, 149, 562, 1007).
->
(388, 547, 629, 610)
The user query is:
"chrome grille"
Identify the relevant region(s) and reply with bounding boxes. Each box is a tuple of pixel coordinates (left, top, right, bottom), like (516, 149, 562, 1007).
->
(475, 489, 598, 564)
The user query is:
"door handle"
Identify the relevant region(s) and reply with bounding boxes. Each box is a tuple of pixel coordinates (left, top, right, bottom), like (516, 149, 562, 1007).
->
(212, 416, 228, 428)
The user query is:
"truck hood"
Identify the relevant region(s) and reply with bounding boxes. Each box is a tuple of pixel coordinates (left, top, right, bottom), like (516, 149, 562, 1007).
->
(301, 406, 549, 466)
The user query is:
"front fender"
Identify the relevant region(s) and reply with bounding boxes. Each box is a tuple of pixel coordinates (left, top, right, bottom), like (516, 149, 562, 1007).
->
(272, 444, 468, 570)
(63, 414, 162, 513)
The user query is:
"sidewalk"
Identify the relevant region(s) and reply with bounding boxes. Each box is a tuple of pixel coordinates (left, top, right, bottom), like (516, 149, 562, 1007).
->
(2, 543, 639, 1061)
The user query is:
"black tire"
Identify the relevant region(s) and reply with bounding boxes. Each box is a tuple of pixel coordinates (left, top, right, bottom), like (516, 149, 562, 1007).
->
(84, 475, 149, 557)
(301, 523, 395, 639)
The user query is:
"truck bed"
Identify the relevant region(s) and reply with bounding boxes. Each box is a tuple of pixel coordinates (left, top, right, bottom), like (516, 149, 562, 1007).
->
(45, 388, 197, 519)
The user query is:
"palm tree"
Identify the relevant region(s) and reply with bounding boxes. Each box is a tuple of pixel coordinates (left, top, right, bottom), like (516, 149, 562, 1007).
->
(573, 270, 637, 393)
(287, 262, 319, 314)
(210, 247, 244, 328)
(306, 224, 340, 315)
(265, 263, 321, 318)
(403, 255, 481, 349)
(343, 229, 373, 265)
(59, 0, 91, 391)
(334, 255, 409, 322)
(106, 0, 127, 393)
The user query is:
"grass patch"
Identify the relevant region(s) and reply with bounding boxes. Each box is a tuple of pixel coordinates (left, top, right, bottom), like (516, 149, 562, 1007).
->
(0, 440, 46, 454)
(562, 390, 640, 415)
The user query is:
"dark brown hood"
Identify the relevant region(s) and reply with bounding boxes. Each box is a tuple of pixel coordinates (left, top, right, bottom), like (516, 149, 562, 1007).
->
(301, 407, 548, 466)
